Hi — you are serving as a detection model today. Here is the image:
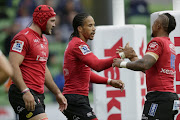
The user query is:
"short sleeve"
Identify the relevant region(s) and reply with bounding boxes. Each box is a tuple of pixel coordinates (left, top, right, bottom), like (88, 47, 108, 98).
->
(10, 35, 29, 56)
(145, 38, 163, 56)
(73, 42, 92, 60)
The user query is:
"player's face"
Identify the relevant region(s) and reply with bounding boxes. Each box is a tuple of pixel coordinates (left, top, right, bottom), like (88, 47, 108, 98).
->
(151, 19, 158, 37)
(45, 17, 56, 35)
(151, 18, 160, 37)
(81, 16, 96, 40)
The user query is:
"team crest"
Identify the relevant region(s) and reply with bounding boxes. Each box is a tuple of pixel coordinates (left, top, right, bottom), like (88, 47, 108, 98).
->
(147, 42, 158, 51)
(79, 45, 91, 55)
(12, 40, 24, 53)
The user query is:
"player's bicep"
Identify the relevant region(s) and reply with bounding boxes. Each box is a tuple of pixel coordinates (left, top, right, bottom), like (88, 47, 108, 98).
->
(9, 52, 24, 67)
(145, 52, 159, 61)
(143, 53, 158, 68)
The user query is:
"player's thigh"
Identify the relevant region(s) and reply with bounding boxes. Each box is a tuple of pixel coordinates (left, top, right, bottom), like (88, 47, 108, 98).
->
(29, 113, 48, 120)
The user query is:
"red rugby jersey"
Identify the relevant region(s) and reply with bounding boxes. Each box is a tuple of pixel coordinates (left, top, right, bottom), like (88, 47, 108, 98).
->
(63, 37, 117, 96)
(145, 37, 176, 93)
(10, 27, 49, 94)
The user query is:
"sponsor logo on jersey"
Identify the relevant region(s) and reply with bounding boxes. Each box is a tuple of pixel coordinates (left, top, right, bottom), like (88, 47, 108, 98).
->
(12, 40, 24, 53)
(169, 44, 176, 54)
(33, 39, 39, 43)
(25, 31, 29, 35)
(36, 55, 48, 61)
(63, 68, 69, 76)
(147, 42, 158, 51)
(160, 68, 175, 75)
(148, 103, 158, 117)
(79, 45, 91, 55)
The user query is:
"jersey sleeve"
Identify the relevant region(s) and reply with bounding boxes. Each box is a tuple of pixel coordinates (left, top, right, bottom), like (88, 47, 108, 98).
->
(10, 35, 29, 56)
(90, 71, 108, 84)
(73, 42, 118, 72)
(145, 38, 163, 56)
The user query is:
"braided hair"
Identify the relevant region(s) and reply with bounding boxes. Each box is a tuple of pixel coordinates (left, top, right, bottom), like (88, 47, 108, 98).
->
(69, 13, 90, 41)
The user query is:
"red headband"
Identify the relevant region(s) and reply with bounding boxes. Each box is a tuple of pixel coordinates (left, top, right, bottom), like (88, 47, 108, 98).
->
(33, 5, 56, 31)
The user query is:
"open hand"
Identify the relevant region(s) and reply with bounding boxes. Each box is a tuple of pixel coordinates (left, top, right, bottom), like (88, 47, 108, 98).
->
(23, 91, 35, 111)
(56, 93, 68, 112)
(109, 79, 125, 92)
(116, 42, 137, 59)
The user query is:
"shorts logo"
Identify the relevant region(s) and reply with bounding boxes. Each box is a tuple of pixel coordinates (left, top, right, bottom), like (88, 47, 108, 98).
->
(17, 106, 25, 113)
(12, 40, 24, 53)
(87, 112, 93, 117)
(147, 42, 158, 51)
(173, 100, 180, 110)
(148, 103, 158, 117)
(26, 112, 33, 118)
(142, 114, 148, 120)
(79, 45, 91, 55)
(73, 115, 80, 120)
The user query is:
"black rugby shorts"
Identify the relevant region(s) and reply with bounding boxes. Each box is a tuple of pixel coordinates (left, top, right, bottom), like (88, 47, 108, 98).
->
(8, 84, 45, 120)
(63, 94, 97, 120)
(142, 91, 179, 120)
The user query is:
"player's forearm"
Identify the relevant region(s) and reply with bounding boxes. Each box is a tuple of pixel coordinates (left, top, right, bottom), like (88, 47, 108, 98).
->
(90, 71, 108, 84)
(44, 66, 62, 95)
(126, 59, 151, 71)
(0, 54, 13, 84)
(129, 56, 139, 62)
(11, 65, 28, 91)
(0, 71, 9, 85)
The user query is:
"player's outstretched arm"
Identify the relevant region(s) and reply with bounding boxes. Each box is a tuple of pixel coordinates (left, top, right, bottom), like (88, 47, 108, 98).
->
(0, 51, 13, 85)
(90, 71, 124, 91)
(112, 53, 158, 71)
(44, 65, 67, 111)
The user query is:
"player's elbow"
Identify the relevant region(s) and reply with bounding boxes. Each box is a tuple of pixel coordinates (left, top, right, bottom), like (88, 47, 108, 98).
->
(0, 74, 9, 85)
(92, 66, 103, 72)
(93, 68, 102, 72)
(143, 63, 152, 70)
(6, 65, 14, 78)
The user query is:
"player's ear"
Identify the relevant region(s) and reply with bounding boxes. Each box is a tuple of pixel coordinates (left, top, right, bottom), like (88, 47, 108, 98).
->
(77, 26, 82, 33)
(157, 23, 161, 29)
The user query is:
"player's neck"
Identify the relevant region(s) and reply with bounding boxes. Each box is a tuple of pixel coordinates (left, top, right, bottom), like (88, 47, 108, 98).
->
(79, 34, 88, 43)
(157, 33, 169, 37)
(29, 23, 43, 37)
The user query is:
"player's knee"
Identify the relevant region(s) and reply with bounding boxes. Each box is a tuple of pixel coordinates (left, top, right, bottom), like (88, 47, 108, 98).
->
(29, 113, 47, 120)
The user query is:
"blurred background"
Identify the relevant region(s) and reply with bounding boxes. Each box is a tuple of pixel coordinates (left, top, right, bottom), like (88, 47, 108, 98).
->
(0, 0, 173, 119)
